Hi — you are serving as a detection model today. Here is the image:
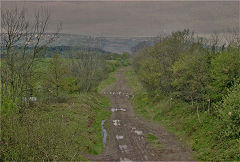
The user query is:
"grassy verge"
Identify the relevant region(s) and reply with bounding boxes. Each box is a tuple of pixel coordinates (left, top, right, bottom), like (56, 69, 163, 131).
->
(97, 71, 116, 92)
(124, 67, 240, 161)
(146, 134, 162, 150)
(1, 93, 111, 161)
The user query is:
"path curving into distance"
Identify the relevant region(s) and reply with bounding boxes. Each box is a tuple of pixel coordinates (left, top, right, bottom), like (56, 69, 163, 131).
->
(88, 68, 193, 161)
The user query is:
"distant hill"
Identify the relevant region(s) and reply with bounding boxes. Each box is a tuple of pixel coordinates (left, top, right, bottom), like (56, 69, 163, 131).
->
(1, 33, 231, 54)
(1, 33, 156, 54)
(44, 46, 111, 57)
(52, 34, 156, 54)
(0, 45, 111, 58)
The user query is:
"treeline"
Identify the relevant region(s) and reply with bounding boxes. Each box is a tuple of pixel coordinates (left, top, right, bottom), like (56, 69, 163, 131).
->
(132, 29, 240, 159)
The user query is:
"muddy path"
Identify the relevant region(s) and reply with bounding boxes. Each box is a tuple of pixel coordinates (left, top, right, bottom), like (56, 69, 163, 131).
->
(88, 68, 193, 161)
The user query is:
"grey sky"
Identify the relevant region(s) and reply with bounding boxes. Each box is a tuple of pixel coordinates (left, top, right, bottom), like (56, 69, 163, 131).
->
(2, 1, 240, 37)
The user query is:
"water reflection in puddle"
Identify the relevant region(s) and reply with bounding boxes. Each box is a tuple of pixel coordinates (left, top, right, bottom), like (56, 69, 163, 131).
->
(101, 120, 107, 146)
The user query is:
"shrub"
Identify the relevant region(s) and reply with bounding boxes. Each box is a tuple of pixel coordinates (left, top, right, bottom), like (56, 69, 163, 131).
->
(215, 83, 240, 139)
(210, 49, 240, 102)
(172, 50, 211, 105)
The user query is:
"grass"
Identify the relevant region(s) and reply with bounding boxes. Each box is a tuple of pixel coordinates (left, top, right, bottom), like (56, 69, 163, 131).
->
(146, 134, 162, 150)
(124, 67, 240, 161)
(97, 71, 116, 92)
(1, 93, 111, 161)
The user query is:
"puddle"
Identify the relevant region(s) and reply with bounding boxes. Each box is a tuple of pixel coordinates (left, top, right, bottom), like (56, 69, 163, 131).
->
(116, 135, 124, 140)
(111, 108, 126, 112)
(101, 120, 107, 146)
(119, 145, 128, 152)
(134, 130, 143, 135)
(144, 155, 148, 160)
(103, 91, 134, 98)
(131, 127, 136, 130)
(120, 157, 132, 162)
(113, 120, 121, 126)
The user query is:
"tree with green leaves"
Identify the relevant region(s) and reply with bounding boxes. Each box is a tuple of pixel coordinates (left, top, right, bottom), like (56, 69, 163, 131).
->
(45, 54, 68, 97)
(210, 48, 240, 102)
(172, 50, 211, 108)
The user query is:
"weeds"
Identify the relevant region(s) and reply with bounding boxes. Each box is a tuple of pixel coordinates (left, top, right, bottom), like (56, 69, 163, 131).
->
(0, 93, 111, 161)
(146, 134, 162, 150)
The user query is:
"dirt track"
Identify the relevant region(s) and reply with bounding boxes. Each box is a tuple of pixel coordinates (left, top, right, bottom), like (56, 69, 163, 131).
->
(88, 68, 193, 161)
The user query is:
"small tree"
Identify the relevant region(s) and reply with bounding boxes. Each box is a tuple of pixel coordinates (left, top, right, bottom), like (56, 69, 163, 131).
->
(45, 54, 67, 97)
(215, 82, 240, 139)
(210, 48, 240, 102)
(1, 7, 61, 108)
(172, 50, 211, 108)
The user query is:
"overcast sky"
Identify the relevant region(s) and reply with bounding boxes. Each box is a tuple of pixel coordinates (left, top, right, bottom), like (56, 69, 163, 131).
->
(2, 1, 240, 37)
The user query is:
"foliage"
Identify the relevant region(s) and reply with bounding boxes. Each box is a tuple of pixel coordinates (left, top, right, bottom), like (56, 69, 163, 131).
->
(133, 29, 240, 110)
(215, 82, 240, 139)
(120, 52, 131, 66)
(146, 134, 162, 150)
(126, 61, 240, 160)
(1, 41, 122, 161)
(97, 71, 116, 92)
(45, 54, 69, 96)
(210, 48, 240, 102)
(0, 7, 124, 161)
(0, 93, 111, 161)
(172, 50, 211, 106)
(134, 30, 194, 95)
(1, 7, 60, 108)
(106, 60, 121, 72)
(131, 30, 240, 160)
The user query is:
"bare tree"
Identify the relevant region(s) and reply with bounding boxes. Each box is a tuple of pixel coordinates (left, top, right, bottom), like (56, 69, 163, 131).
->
(45, 54, 67, 97)
(223, 27, 240, 47)
(66, 36, 106, 93)
(1, 7, 61, 107)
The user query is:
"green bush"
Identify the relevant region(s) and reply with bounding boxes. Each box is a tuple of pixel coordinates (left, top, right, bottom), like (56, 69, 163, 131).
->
(215, 83, 240, 139)
(1, 97, 18, 116)
(172, 50, 211, 104)
(210, 48, 240, 102)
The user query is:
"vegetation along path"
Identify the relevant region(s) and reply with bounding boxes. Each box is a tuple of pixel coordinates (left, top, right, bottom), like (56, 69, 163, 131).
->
(88, 68, 193, 161)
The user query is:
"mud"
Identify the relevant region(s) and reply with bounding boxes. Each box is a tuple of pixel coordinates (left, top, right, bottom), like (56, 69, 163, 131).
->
(87, 68, 193, 161)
